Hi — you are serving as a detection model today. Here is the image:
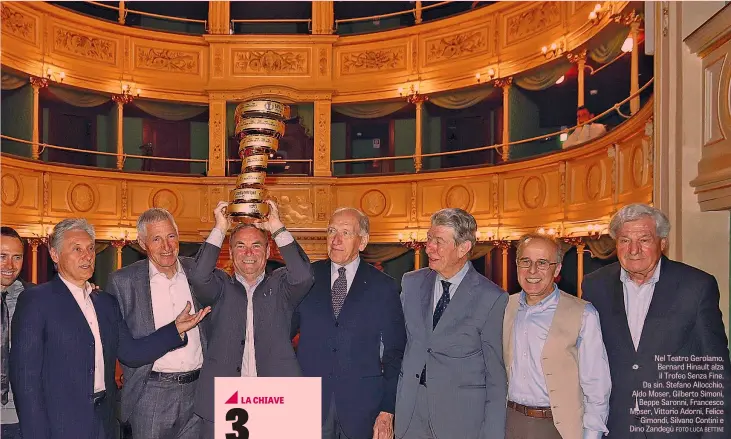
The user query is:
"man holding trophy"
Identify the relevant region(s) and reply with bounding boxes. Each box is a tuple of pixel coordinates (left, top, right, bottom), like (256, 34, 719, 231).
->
(189, 99, 315, 438)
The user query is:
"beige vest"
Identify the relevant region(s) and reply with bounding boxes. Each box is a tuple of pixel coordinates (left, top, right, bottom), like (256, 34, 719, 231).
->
(503, 290, 586, 439)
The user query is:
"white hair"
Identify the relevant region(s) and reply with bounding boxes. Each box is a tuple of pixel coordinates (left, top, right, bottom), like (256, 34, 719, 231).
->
(49, 218, 95, 253)
(137, 208, 179, 240)
(609, 204, 670, 239)
(331, 207, 370, 236)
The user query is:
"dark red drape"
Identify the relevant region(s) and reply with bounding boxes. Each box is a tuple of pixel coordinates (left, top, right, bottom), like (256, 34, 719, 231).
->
(142, 119, 191, 174)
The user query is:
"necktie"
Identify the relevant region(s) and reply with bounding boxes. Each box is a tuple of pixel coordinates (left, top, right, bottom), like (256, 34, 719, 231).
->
(433, 280, 451, 329)
(331, 267, 347, 318)
(1, 291, 9, 405)
(421, 280, 451, 386)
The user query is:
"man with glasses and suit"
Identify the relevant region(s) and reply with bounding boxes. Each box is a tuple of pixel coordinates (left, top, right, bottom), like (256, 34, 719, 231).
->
(395, 208, 507, 439)
(504, 233, 611, 439)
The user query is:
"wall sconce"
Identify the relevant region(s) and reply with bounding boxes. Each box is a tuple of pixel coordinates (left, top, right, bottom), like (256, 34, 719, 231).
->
(115, 83, 141, 104)
(398, 83, 428, 104)
(541, 42, 564, 59)
(621, 36, 634, 53)
(475, 230, 496, 243)
(537, 227, 559, 237)
(588, 3, 608, 24)
(586, 224, 606, 239)
(475, 68, 496, 83)
(398, 232, 426, 250)
(44, 67, 65, 83)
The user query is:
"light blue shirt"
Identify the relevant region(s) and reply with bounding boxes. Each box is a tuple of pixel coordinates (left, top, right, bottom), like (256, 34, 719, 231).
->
(509, 286, 611, 439)
(432, 261, 471, 312)
(620, 259, 662, 350)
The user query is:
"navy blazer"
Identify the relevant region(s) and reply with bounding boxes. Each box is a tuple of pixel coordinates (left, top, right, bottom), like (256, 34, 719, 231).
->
(292, 259, 406, 439)
(582, 257, 731, 438)
(9, 276, 186, 439)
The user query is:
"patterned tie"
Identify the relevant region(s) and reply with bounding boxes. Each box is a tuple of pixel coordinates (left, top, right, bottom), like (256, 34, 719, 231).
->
(331, 267, 347, 318)
(1, 291, 9, 405)
(420, 280, 451, 385)
(433, 280, 451, 329)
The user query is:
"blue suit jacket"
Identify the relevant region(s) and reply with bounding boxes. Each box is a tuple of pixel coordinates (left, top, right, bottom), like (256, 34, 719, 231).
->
(9, 276, 186, 439)
(292, 259, 406, 439)
(582, 257, 731, 438)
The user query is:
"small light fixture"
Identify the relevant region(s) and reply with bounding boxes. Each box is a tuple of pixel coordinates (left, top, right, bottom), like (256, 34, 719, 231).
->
(44, 67, 65, 83)
(560, 128, 568, 142)
(541, 42, 563, 59)
(621, 36, 634, 53)
(555, 75, 565, 85)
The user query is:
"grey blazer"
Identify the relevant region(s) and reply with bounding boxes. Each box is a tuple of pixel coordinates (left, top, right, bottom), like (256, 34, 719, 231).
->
(395, 264, 508, 439)
(106, 256, 208, 423)
(188, 240, 314, 422)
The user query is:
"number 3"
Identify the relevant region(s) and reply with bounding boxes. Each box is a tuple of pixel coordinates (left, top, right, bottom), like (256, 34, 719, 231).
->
(225, 408, 249, 439)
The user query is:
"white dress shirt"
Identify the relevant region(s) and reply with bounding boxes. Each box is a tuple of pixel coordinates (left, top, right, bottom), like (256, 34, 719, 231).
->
(60, 275, 105, 393)
(330, 257, 360, 293)
(509, 287, 611, 439)
(149, 261, 203, 373)
(206, 227, 295, 377)
(432, 261, 470, 313)
(620, 259, 662, 350)
(563, 123, 607, 148)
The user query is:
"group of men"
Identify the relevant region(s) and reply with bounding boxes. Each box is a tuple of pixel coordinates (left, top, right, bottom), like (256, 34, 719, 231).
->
(1, 200, 730, 439)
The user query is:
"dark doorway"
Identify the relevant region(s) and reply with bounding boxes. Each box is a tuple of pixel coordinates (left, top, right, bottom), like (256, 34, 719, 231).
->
(48, 110, 97, 167)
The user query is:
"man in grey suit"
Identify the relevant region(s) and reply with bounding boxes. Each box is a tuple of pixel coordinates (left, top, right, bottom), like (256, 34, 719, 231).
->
(107, 208, 208, 439)
(189, 200, 314, 438)
(395, 208, 508, 439)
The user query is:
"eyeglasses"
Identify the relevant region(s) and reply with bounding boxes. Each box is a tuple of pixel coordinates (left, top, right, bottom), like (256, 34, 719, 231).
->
(516, 258, 558, 271)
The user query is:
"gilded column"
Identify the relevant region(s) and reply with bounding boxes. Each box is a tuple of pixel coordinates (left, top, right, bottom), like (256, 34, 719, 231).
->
(208, 98, 227, 177)
(29, 77, 48, 160)
(28, 239, 41, 284)
(111, 95, 129, 170)
(629, 21, 641, 114)
(413, 248, 421, 271)
(568, 50, 587, 107)
(118, 1, 126, 25)
(112, 240, 126, 269)
(494, 78, 512, 162)
(312, 1, 334, 35)
(497, 240, 511, 291)
(565, 237, 585, 298)
(414, 99, 424, 173)
(414, 1, 423, 24)
(208, 1, 231, 34)
(314, 100, 332, 177)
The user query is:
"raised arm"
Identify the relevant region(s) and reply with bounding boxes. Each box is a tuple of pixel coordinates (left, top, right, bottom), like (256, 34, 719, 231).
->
(255, 199, 314, 308)
(189, 201, 232, 306)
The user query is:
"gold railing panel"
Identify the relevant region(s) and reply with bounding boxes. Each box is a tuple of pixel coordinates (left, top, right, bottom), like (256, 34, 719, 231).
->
(1, 1, 630, 103)
(0, 100, 653, 255)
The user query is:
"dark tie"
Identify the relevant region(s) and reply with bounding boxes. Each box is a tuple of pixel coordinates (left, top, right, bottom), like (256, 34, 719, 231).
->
(1, 291, 9, 405)
(331, 267, 347, 318)
(420, 280, 451, 386)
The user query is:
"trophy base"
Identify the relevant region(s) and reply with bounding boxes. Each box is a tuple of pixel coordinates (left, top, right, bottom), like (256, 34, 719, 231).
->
(227, 201, 270, 224)
(229, 213, 267, 224)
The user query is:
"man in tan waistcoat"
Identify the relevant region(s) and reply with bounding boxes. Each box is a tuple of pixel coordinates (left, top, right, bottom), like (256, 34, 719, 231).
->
(503, 233, 611, 439)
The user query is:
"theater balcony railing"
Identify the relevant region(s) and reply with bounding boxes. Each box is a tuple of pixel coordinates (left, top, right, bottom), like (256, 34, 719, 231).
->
(0, 90, 653, 264)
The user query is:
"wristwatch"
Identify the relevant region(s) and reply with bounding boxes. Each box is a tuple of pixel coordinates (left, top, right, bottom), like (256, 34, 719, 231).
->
(271, 226, 287, 239)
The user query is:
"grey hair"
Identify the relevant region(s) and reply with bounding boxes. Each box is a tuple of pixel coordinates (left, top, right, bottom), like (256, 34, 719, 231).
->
(609, 203, 670, 239)
(430, 208, 476, 249)
(516, 233, 564, 264)
(137, 208, 179, 241)
(331, 207, 370, 236)
(48, 218, 95, 253)
(228, 224, 268, 247)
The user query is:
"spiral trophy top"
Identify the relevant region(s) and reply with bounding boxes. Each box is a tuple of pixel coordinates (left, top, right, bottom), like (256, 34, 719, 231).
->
(229, 99, 290, 223)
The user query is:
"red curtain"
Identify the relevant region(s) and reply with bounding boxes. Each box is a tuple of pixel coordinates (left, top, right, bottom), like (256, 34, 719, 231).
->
(142, 119, 191, 173)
